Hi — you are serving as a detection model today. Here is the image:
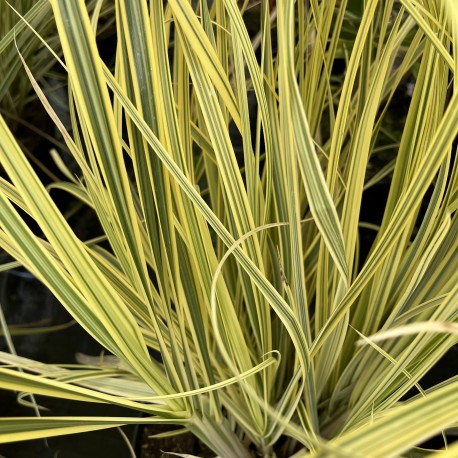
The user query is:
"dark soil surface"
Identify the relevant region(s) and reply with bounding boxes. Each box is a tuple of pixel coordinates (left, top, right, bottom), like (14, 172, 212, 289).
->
(139, 425, 214, 458)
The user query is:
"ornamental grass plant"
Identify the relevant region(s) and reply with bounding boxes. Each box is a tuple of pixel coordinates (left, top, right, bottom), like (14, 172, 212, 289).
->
(0, 0, 457, 456)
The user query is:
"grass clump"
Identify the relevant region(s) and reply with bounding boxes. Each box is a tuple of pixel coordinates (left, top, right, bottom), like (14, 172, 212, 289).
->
(0, 0, 457, 456)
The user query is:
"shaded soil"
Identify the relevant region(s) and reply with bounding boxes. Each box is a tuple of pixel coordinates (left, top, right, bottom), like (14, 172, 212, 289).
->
(139, 425, 214, 458)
